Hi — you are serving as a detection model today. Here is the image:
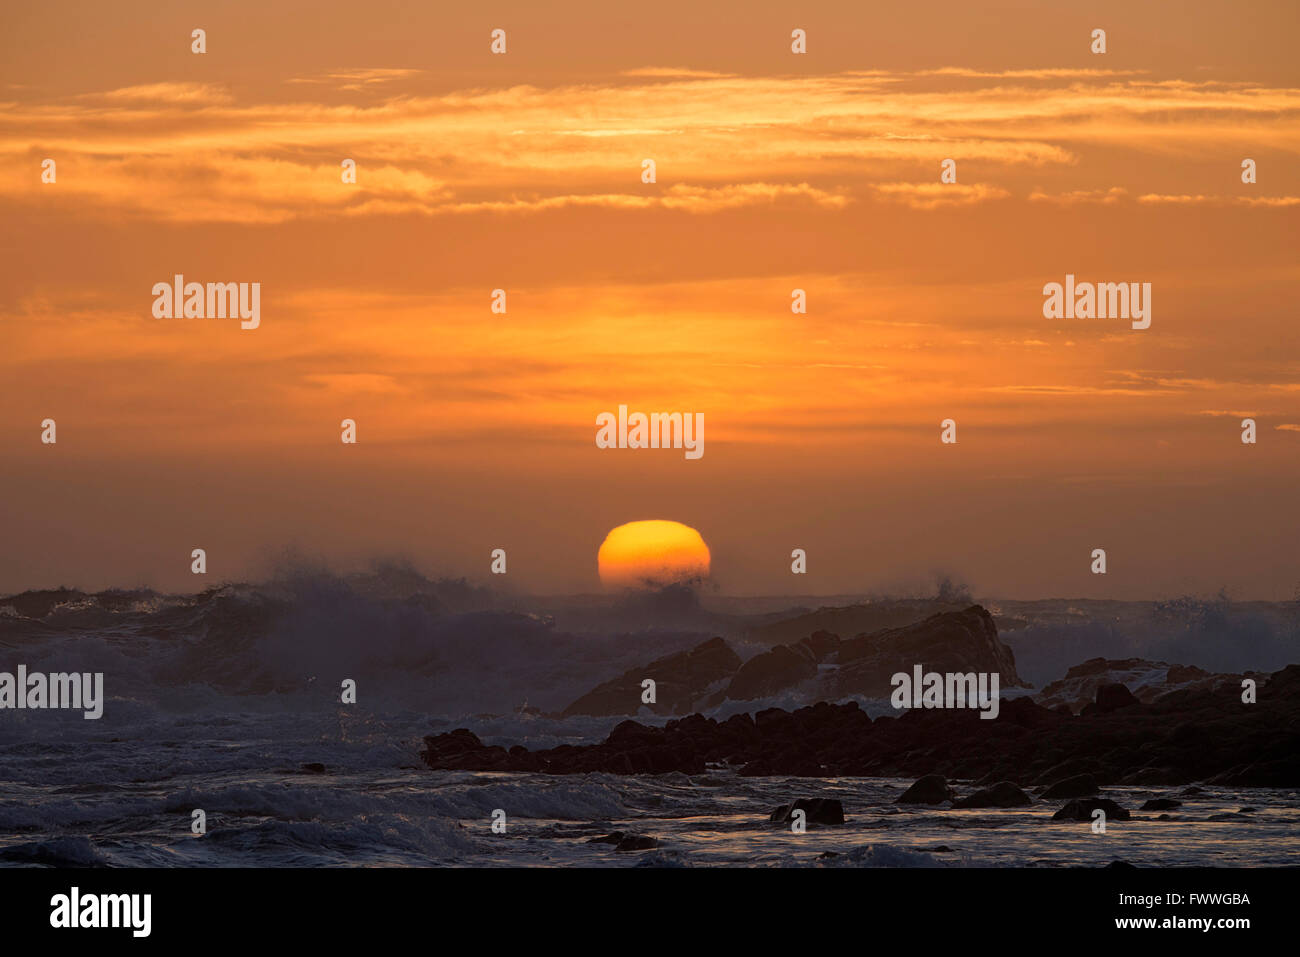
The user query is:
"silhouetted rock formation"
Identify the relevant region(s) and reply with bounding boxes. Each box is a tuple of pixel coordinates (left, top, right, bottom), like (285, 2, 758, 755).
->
(560, 636, 741, 717)
(1036, 657, 1258, 714)
(830, 605, 1026, 697)
(724, 641, 820, 700)
(566, 604, 1025, 713)
(746, 600, 972, 646)
(422, 665, 1300, 785)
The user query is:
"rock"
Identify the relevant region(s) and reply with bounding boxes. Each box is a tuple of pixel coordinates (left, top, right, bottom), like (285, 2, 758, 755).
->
(299, 762, 328, 774)
(561, 637, 741, 717)
(588, 831, 660, 851)
(1041, 773, 1100, 799)
(421, 663, 1300, 785)
(897, 774, 953, 804)
(747, 600, 971, 647)
(1052, 798, 1130, 822)
(769, 798, 845, 825)
(1140, 798, 1182, 811)
(616, 835, 659, 851)
(832, 606, 1028, 698)
(952, 781, 1031, 808)
(1081, 683, 1141, 716)
(726, 644, 818, 700)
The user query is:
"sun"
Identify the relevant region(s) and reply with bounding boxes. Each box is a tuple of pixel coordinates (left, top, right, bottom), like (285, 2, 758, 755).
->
(597, 520, 711, 590)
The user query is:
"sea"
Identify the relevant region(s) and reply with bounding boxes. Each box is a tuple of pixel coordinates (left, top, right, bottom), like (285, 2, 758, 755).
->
(2, 575, 1297, 867)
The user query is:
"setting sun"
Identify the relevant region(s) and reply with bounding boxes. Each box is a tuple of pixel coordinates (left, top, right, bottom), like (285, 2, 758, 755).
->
(597, 520, 711, 590)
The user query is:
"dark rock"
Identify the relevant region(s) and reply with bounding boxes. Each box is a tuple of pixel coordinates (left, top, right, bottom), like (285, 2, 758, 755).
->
(1052, 798, 1130, 822)
(769, 798, 845, 825)
(952, 781, 1031, 808)
(299, 762, 328, 774)
(1140, 798, 1182, 811)
(726, 644, 818, 700)
(897, 774, 953, 804)
(588, 831, 659, 851)
(616, 835, 659, 851)
(1082, 683, 1141, 716)
(832, 606, 1028, 698)
(421, 663, 1300, 785)
(561, 637, 741, 717)
(1042, 773, 1100, 799)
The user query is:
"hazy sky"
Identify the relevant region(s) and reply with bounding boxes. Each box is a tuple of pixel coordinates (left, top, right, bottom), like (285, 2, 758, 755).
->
(1, 1, 1297, 598)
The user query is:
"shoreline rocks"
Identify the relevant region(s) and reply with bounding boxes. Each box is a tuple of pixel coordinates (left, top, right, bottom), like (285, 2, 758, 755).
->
(421, 664, 1300, 787)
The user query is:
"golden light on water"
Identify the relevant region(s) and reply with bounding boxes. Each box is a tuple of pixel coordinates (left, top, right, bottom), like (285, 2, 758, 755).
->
(597, 520, 711, 590)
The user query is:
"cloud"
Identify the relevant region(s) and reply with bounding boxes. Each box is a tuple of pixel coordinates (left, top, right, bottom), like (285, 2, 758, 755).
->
(870, 182, 1010, 208)
(619, 67, 737, 79)
(1138, 193, 1300, 206)
(83, 83, 233, 105)
(1029, 187, 1128, 205)
(288, 68, 424, 91)
(3, 70, 1298, 223)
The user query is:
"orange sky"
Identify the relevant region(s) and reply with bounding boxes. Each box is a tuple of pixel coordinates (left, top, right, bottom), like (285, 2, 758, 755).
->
(1, 1, 1297, 598)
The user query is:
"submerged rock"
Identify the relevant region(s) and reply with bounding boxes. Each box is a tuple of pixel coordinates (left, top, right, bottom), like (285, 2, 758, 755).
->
(897, 774, 953, 804)
(1140, 798, 1182, 811)
(769, 798, 845, 825)
(1052, 798, 1130, 822)
(951, 781, 1031, 808)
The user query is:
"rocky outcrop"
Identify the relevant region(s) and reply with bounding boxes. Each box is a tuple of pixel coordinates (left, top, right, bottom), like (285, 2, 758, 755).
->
(422, 665, 1300, 785)
(719, 605, 1026, 705)
(723, 640, 822, 700)
(564, 605, 1025, 712)
(1036, 657, 1258, 714)
(830, 606, 1027, 698)
(560, 636, 741, 717)
(746, 600, 970, 646)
